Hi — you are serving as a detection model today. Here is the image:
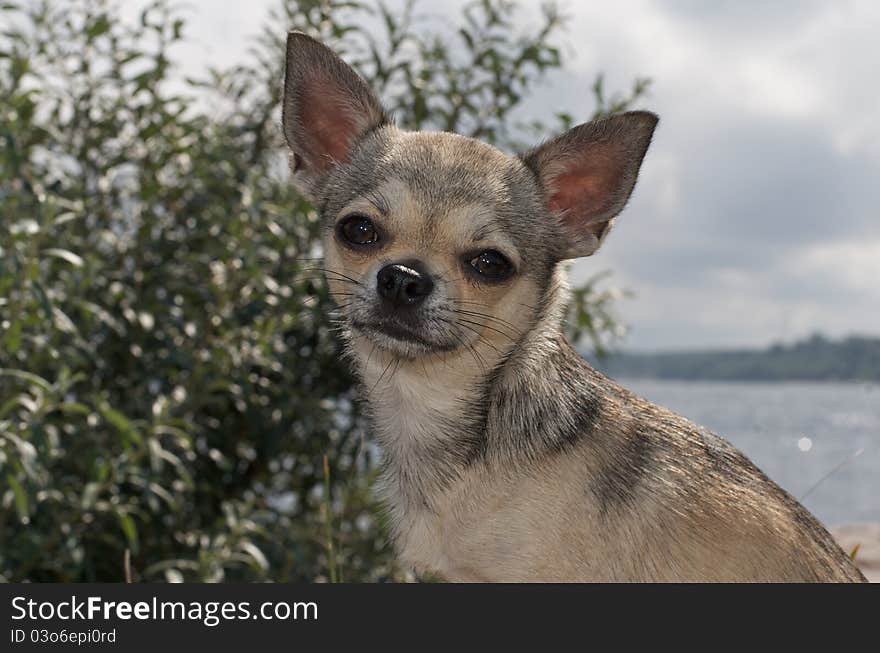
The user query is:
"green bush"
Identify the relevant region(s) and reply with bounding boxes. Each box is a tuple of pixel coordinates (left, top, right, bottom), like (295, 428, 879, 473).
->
(0, 0, 648, 582)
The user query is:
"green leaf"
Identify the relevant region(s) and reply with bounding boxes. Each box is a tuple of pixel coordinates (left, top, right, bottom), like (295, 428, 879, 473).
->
(117, 512, 140, 553)
(98, 404, 142, 446)
(43, 248, 84, 267)
(0, 369, 53, 392)
(58, 402, 90, 415)
(51, 211, 79, 227)
(1, 320, 22, 354)
(86, 15, 111, 39)
(849, 543, 860, 560)
(7, 474, 29, 520)
(81, 482, 100, 510)
(31, 281, 53, 320)
(0, 394, 38, 417)
(52, 307, 77, 334)
(240, 541, 269, 571)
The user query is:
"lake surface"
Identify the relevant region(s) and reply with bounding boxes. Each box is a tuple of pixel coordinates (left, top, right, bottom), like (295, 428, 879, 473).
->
(619, 379, 880, 528)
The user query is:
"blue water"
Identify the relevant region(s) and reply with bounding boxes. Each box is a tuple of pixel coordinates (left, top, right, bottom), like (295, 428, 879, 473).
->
(619, 379, 880, 527)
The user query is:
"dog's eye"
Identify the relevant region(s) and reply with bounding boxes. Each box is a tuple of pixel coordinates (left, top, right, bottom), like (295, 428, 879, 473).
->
(469, 250, 514, 281)
(338, 214, 380, 246)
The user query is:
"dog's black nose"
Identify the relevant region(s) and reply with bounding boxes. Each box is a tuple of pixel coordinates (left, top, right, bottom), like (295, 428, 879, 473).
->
(377, 263, 434, 307)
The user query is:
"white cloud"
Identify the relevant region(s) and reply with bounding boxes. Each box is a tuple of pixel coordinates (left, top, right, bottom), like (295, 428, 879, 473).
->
(792, 240, 880, 295)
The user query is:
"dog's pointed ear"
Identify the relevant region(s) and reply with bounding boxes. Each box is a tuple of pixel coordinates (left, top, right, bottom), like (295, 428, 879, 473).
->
(522, 111, 657, 259)
(283, 32, 389, 200)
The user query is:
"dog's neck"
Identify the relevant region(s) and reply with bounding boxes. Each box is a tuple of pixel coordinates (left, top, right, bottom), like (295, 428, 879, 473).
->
(346, 267, 606, 512)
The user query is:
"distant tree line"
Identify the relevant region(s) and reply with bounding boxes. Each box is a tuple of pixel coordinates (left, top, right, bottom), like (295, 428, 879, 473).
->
(594, 334, 880, 382)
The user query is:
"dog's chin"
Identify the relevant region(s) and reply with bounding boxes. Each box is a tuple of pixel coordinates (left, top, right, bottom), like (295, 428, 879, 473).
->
(350, 319, 458, 359)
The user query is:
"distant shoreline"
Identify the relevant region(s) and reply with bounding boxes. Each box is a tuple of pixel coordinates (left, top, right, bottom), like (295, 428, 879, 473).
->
(586, 334, 880, 383)
(602, 376, 880, 385)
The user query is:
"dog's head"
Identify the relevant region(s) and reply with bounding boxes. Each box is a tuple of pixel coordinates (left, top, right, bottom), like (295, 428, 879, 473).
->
(283, 32, 656, 360)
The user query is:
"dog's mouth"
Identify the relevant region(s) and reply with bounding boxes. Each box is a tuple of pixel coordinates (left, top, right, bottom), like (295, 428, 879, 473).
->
(350, 317, 458, 355)
(352, 318, 428, 344)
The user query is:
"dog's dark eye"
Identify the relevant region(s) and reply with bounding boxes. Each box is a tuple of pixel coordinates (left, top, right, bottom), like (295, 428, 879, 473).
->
(469, 250, 514, 281)
(338, 214, 380, 246)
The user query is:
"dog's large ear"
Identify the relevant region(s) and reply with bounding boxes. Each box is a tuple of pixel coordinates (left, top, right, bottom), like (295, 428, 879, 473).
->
(283, 32, 389, 200)
(522, 111, 657, 259)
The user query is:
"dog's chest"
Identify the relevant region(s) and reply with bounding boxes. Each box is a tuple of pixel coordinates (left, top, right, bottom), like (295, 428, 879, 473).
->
(386, 461, 597, 582)
(362, 358, 600, 580)
(369, 371, 467, 477)
(386, 473, 498, 581)
(366, 367, 492, 577)
(393, 504, 456, 577)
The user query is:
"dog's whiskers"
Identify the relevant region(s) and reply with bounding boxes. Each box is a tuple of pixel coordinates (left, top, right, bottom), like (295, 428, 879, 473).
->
(370, 355, 398, 394)
(449, 309, 518, 337)
(453, 320, 505, 356)
(296, 266, 362, 286)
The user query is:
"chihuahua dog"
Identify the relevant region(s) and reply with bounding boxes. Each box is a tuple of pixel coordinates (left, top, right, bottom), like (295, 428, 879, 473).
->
(282, 32, 866, 582)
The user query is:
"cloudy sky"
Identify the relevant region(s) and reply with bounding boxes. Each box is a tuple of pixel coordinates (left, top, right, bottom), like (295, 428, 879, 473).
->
(169, 0, 880, 351)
